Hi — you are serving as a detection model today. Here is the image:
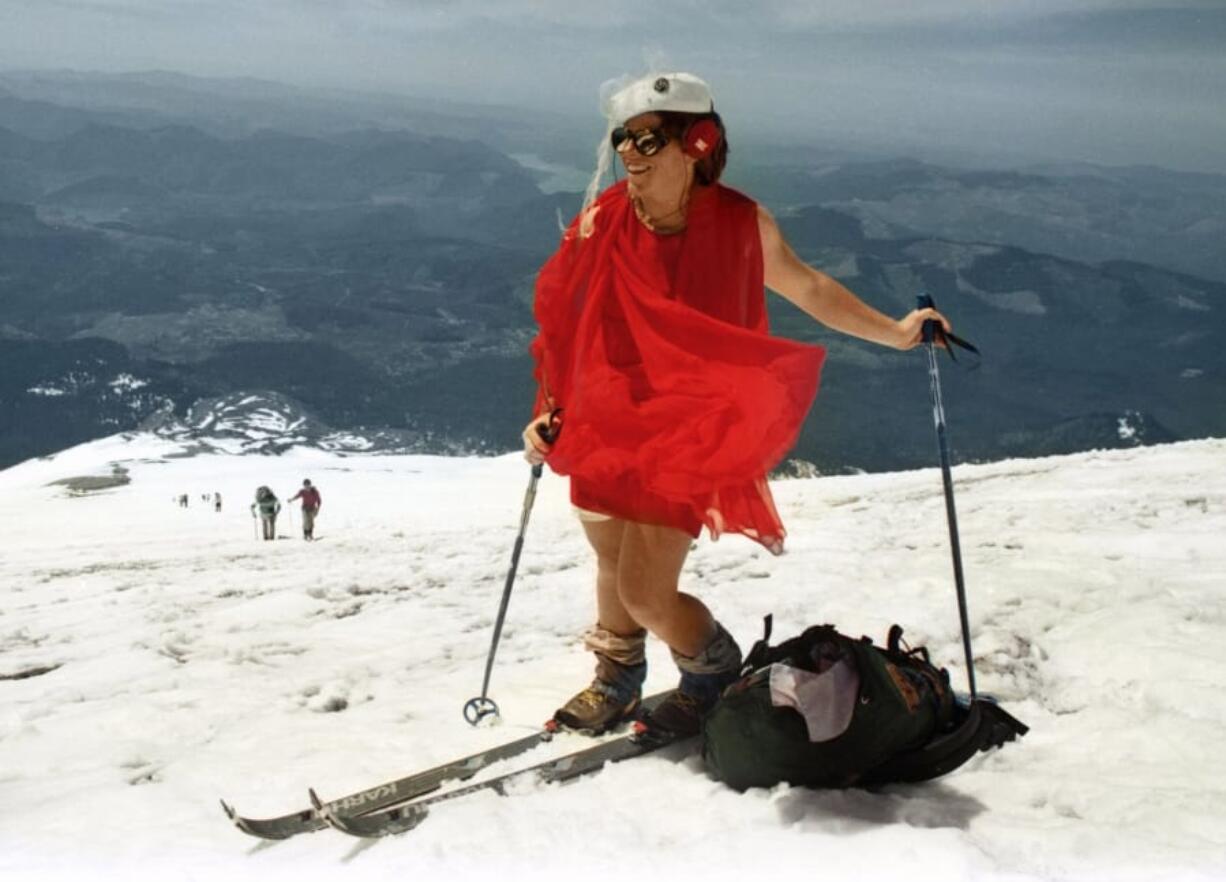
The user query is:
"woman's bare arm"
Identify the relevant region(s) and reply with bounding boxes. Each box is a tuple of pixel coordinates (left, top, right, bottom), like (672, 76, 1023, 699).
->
(758, 205, 949, 350)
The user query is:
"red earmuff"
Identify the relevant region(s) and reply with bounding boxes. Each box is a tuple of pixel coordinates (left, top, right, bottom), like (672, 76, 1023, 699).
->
(683, 119, 721, 159)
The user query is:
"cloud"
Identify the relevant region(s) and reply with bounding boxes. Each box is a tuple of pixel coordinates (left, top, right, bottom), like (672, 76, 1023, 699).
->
(765, 0, 1220, 28)
(1, 0, 1223, 172)
(289, 0, 1226, 31)
(21, 0, 1222, 31)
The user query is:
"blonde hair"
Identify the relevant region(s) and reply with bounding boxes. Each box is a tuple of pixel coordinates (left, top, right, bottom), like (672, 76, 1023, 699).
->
(578, 121, 614, 239)
(576, 74, 642, 239)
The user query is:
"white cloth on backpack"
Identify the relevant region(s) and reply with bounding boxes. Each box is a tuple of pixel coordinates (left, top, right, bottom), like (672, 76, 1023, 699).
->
(769, 659, 860, 743)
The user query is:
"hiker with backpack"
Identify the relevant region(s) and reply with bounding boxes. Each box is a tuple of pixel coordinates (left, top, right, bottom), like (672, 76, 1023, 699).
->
(250, 486, 280, 541)
(522, 71, 953, 740)
(288, 479, 322, 541)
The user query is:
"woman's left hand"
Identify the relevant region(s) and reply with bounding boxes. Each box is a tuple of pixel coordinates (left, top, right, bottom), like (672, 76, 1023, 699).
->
(891, 307, 952, 351)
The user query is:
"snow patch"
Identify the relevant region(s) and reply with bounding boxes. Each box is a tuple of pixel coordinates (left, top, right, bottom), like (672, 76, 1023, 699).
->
(108, 373, 149, 392)
(1117, 411, 1140, 441)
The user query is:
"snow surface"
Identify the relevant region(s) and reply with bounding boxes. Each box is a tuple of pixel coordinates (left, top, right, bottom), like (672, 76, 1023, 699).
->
(2, 434, 1225, 882)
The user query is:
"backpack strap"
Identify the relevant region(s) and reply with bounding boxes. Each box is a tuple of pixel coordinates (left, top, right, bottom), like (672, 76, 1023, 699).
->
(886, 623, 931, 664)
(887, 624, 904, 654)
(883, 625, 955, 729)
(861, 697, 1029, 786)
(741, 614, 775, 675)
(741, 616, 846, 675)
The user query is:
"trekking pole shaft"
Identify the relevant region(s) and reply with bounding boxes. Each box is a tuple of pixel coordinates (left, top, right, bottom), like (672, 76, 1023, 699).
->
(918, 295, 977, 698)
(475, 463, 542, 702)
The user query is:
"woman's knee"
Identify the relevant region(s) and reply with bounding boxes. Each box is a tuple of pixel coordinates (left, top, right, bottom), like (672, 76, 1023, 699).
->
(615, 523, 692, 622)
(616, 578, 669, 623)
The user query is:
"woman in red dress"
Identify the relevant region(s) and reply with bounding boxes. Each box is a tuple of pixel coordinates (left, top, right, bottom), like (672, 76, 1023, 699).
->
(524, 72, 950, 737)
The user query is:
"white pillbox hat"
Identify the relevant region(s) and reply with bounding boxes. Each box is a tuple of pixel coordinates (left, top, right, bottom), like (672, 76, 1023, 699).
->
(600, 72, 715, 123)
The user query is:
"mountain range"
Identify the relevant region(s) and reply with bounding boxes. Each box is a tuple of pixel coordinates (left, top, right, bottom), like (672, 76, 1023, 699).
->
(0, 71, 1222, 472)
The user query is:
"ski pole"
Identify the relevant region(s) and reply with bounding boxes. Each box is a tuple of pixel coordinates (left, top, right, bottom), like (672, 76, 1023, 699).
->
(917, 293, 977, 699)
(463, 461, 545, 725)
(463, 415, 561, 725)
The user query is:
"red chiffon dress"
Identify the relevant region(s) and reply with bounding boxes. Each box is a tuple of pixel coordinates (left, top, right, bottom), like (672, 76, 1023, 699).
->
(530, 180, 825, 553)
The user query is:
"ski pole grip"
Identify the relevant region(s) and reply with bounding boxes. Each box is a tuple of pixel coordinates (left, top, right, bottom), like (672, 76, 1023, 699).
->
(537, 407, 563, 445)
(916, 293, 937, 345)
(531, 423, 553, 479)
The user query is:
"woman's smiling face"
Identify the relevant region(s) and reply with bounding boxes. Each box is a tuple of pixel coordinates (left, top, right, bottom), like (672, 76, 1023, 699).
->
(616, 112, 692, 200)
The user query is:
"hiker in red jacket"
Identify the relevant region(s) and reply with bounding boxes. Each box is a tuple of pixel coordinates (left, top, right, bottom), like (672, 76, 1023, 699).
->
(288, 479, 322, 541)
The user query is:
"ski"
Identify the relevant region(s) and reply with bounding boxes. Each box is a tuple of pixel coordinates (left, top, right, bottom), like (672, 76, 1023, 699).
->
(221, 727, 551, 840)
(220, 690, 674, 841)
(312, 722, 693, 838)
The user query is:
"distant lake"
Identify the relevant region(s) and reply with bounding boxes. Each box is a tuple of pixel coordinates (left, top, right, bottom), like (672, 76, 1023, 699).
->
(508, 153, 589, 194)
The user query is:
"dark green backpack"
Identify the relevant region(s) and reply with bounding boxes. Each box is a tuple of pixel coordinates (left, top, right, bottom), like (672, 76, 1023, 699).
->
(702, 618, 955, 791)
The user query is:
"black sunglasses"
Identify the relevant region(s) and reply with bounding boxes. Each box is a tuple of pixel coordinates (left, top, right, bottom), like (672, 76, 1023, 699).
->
(610, 126, 670, 157)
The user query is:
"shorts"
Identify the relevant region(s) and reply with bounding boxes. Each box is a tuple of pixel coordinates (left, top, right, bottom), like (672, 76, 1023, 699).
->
(573, 505, 613, 523)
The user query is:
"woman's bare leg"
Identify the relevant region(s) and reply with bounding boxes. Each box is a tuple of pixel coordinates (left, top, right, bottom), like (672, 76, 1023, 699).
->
(555, 517, 647, 732)
(616, 521, 714, 657)
(572, 517, 739, 735)
(581, 514, 716, 652)
(581, 516, 718, 655)
(562, 515, 736, 734)
(580, 518, 640, 635)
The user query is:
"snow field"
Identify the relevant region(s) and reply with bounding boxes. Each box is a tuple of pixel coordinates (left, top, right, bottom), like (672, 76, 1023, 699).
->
(1, 434, 1224, 881)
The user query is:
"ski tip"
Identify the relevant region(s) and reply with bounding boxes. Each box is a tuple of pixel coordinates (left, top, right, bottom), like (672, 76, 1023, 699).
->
(221, 801, 277, 840)
(308, 788, 325, 811)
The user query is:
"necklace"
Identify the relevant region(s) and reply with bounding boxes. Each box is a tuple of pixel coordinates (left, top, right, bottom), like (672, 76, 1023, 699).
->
(631, 194, 688, 235)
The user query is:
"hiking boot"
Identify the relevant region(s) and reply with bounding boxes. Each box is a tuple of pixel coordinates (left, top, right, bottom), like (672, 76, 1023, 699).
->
(641, 689, 705, 737)
(645, 668, 742, 737)
(553, 676, 643, 734)
(645, 622, 742, 738)
(554, 626, 647, 734)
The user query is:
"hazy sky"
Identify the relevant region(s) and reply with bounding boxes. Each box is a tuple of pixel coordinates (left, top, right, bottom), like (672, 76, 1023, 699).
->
(2, 0, 1224, 171)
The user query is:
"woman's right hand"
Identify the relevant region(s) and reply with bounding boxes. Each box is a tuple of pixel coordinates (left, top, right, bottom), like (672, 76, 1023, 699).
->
(522, 412, 557, 465)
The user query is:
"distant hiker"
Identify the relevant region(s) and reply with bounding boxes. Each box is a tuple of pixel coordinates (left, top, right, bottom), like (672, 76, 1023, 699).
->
(288, 479, 322, 540)
(214, 492, 222, 513)
(523, 71, 954, 739)
(179, 493, 189, 508)
(250, 486, 280, 540)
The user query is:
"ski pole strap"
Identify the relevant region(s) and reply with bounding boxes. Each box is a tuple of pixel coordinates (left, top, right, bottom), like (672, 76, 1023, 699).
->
(916, 294, 981, 367)
(936, 328, 980, 365)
